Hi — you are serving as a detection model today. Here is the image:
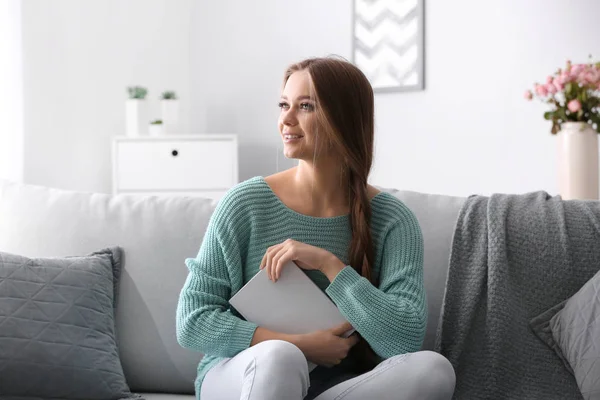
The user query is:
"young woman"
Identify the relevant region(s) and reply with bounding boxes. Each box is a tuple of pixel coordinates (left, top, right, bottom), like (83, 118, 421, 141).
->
(176, 56, 456, 400)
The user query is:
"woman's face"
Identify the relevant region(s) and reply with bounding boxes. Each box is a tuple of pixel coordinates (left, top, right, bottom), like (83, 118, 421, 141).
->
(278, 70, 321, 160)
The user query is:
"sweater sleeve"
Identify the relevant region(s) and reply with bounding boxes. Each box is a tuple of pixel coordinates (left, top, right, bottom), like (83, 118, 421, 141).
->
(325, 212, 427, 358)
(176, 201, 258, 358)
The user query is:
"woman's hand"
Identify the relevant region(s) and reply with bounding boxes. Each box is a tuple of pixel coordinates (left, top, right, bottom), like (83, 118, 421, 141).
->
(293, 322, 359, 367)
(259, 239, 345, 282)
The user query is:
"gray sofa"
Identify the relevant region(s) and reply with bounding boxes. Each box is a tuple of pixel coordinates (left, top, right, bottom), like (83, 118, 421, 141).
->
(0, 179, 465, 399)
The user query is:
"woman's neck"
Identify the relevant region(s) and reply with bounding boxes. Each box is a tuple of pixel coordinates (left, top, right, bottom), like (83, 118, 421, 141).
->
(292, 160, 350, 214)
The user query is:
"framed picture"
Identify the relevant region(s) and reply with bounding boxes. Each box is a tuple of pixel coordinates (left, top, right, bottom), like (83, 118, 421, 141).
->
(352, 0, 425, 93)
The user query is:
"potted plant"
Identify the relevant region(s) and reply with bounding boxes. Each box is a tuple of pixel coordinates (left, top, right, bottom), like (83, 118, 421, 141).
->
(160, 90, 180, 135)
(526, 57, 600, 200)
(125, 86, 149, 137)
(148, 119, 163, 137)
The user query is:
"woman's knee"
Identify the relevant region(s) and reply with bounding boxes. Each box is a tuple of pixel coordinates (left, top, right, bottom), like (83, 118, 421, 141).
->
(410, 351, 456, 399)
(252, 340, 308, 374)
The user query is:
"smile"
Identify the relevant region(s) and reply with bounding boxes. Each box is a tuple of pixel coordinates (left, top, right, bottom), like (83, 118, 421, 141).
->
(283, 134, 303, 141)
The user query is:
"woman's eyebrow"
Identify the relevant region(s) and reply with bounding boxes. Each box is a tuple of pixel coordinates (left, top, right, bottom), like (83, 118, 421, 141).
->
(280, 95, 314, 101)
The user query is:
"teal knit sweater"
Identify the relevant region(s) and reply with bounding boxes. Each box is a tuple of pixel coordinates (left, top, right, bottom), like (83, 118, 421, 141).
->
(176, 176, 426, 394)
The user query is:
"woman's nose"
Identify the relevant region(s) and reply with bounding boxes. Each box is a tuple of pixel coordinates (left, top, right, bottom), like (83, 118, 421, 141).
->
(282, 108, 298, 126)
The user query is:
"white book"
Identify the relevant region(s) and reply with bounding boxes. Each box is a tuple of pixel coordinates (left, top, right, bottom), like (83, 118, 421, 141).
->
(229, 260, 355, 371)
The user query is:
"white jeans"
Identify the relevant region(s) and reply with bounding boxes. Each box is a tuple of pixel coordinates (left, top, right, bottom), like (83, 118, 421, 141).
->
(200, 340, 455, 400)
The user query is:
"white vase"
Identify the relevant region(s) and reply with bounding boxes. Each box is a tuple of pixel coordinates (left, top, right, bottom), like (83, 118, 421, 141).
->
(161, 99, 180, 134)
(148, 123, 163, 137)
(557, 122, 599, 200)
(125, 99, 149, 137)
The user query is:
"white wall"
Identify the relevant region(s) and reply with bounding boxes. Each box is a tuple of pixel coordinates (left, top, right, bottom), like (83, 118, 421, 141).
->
(21, 0, 600, 196)
(21, 0, 192, 193)
(0, 0, 24, 182)
(190, 0, 352, 179)
(191, 0, 600, 197)
(371, 0, 600, 197)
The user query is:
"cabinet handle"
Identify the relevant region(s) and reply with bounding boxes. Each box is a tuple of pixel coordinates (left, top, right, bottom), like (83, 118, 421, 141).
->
(171, 150, 179, 157)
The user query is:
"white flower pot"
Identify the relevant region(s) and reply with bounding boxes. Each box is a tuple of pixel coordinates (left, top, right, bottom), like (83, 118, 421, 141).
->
(148, 124, 164, 137)
(557, 122, 599, 200)
(161, 99, 180, 134)
(125, 99, 149, 137)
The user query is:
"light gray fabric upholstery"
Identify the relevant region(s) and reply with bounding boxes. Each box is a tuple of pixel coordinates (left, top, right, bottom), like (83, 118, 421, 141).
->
(0, 179, 464, 395)
(0, 180, 209, 393)
(140, 395, 195, 400)
(379, 188, 465, 350)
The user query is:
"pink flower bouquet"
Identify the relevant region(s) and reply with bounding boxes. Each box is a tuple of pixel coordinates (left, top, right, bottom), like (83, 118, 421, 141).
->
(525, 57, 600, 134)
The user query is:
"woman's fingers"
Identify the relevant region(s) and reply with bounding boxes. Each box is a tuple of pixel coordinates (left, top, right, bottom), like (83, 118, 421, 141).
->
(259, 247, 271, 270)
(347, 334, 360, 347)
(330, 321, 354, 336)
(267, 250, 277, 281)
(267, 245, 285, 281)
(262, 243, 283, 280)
(273, 248, 293, 281)
(260, 239, 301, 281)
(268, 250, 280, 281)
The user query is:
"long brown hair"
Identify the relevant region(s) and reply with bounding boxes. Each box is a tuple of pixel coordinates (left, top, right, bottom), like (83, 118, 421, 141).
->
(284, 56, 378, 372)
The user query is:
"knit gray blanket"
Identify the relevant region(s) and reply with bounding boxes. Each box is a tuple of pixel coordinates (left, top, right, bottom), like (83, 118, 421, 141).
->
(434, 191, 600, 400)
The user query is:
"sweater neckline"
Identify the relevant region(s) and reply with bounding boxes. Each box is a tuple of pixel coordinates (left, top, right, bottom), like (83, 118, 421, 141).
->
(256, 176, 385, 223)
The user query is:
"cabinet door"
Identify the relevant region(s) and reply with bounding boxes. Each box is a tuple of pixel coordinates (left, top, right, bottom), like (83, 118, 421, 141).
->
(115, 139, 236, 191)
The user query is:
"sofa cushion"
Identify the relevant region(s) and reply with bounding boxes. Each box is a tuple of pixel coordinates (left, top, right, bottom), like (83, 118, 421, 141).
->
(531, 268, 600, 400)
(0, 180, 212, 394)
(0, 247, 139, 399)
(376, 188, 465, 351)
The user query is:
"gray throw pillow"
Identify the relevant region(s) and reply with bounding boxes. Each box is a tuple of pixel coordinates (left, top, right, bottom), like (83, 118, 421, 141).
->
(530, 269, 600, 400)
(0, 247, 141, 399)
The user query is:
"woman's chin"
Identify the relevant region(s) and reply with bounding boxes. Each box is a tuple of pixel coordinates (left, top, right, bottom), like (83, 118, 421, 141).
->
(283, 149, 301, 159)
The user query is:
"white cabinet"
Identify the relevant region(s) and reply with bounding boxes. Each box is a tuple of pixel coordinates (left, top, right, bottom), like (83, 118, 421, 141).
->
(112, 134, 238, 200)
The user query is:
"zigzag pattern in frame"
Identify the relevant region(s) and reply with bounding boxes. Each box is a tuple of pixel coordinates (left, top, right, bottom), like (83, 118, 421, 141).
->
(354, 0, 422, 90)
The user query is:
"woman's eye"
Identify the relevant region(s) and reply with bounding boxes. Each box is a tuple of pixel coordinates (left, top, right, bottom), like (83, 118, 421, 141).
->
(278, 102, 289, 110)
(300, 103, 314, 111)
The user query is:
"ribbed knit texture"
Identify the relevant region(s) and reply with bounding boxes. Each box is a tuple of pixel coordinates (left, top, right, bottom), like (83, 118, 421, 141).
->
(175, 176, 426, 395)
